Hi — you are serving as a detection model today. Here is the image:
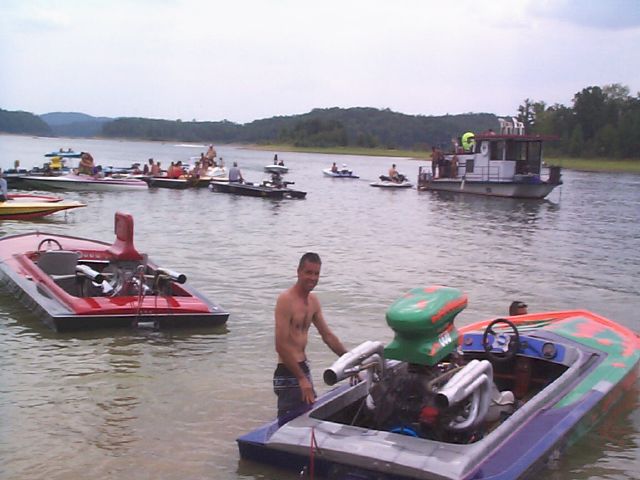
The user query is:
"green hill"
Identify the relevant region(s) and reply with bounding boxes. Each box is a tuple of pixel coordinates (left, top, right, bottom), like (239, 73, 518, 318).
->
(102, 108, 499, 150)
(0, 109, 52, 135)
(40, 112, 113, 137)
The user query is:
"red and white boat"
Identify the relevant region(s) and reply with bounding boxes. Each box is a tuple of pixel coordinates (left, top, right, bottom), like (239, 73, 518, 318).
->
(0, 212, 229, 331)
(0, 194, 85, 220)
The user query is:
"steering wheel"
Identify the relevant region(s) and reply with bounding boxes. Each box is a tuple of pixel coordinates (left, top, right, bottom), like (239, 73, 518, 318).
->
(482, 318, 520, 362)
(37, 238, 63, 251)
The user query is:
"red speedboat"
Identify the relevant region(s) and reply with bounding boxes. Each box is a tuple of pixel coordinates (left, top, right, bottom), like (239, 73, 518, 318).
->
(0, 211, 229, 331)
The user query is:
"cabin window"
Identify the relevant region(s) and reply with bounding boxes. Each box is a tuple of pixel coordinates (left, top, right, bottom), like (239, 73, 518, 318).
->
(528, 142, 542, 163)
(506, 141, 527, 161)
(466, 159, 474, 173)
(490, 141, 505, 160)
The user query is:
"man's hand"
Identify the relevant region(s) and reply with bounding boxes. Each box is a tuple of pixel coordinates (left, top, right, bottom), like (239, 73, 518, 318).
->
(298, 376, 316, 405)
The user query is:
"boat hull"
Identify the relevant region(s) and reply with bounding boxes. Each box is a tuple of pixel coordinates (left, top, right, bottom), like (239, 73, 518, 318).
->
(370, 181, 413, 188)
(146, 177, 191, 189)
(237, 311, 640, 479)
(0, 195, 85, 220)
(322, 168, 359, 179)
(21, 175, 149, 191)
(418, 179, 558, 199)
(209, 181, 306, 199)
(264, 165, 289, 174)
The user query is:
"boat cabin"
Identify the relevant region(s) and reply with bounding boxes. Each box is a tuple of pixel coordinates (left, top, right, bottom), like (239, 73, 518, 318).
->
(446, 118, 557, 183)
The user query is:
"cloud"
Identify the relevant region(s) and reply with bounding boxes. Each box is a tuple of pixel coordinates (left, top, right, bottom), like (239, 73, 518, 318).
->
(528, 0, 640, 30)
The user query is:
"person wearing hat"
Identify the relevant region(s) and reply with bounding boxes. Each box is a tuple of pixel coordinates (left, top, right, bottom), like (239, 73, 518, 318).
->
(509, 301, 528, 316)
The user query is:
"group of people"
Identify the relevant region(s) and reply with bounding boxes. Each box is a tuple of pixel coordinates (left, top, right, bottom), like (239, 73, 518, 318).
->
(430, 147, 458, 179)
(143, 158, 162, 176)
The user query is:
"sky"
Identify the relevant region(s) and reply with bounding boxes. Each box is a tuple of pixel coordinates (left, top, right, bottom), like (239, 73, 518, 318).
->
(1, 0, 639, 124)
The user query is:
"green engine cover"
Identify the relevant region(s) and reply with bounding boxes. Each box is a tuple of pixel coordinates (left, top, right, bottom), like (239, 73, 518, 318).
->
(384, 286, 467, 366)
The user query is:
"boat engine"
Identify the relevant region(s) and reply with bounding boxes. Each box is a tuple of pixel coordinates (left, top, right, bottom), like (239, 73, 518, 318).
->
(325, 286, 512, 443)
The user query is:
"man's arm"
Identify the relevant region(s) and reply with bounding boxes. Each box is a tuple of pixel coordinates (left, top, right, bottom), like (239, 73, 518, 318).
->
(311, 297, 348, 357)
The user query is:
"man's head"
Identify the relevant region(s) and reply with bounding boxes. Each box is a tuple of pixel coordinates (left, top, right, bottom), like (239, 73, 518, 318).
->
(509, 301, 528, 316)
(297, 252, 321, 293)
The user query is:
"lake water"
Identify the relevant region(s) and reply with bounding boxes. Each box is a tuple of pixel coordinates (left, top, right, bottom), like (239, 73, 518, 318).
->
(1, 134, 639, 479)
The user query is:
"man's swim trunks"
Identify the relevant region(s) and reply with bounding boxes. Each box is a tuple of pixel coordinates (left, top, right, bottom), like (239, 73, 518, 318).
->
(273, 360, 315, 418)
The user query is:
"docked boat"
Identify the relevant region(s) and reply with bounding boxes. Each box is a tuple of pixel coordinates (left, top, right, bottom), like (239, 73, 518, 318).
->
(209, 179, 306, 199)
(21, 173, 149, 191)
(238, 285, 639, 480)
(0, 194, 85, 220)
(370, 174, 413, 188)
(0, 211, 229, 331)
(417, 118, 562, 199)
(323, 165, 359, 179)
(264, 164, 289, 174)
(146, 167, 228, 189)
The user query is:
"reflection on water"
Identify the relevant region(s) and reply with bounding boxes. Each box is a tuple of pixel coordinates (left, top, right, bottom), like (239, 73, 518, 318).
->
(1, 136, 639, 480)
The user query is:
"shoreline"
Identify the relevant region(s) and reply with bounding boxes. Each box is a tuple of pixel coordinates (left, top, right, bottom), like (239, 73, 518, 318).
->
(3, 133, 638, 174)
(248, 144, 640, 173)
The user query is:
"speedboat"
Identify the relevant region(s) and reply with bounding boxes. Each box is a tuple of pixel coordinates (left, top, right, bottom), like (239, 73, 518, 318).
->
(146, 167, 228, 189)
(0, 211, 229, 331)
(238, 285, 640, 479)
(371, 174, 413, 188)
(264, 164, 289, 174)
(21, 173, 149, 191)
(323, 165, 359, 179)
(417, 118, 562, 199)
(209, 179, 306, 199)
(193, 166, 229, 187)
(0, 194, 85, 220)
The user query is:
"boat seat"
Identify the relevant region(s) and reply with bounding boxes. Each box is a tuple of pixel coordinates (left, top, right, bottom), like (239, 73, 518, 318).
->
(38, 250, 80, 276)
(105, 212, 143, 262)
(37, 250, 81, 295)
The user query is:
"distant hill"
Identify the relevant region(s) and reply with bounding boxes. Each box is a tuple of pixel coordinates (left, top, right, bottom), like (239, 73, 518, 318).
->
(0, 109, 52, 135)
(103, 108, 500, 150)
(40, 111, 113, 137)
(3, 106, 500, 149)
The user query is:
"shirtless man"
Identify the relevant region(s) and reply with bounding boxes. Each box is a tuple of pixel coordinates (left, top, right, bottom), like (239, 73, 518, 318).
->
(273, 252, 348, 418)
(388, 163, 399, 182)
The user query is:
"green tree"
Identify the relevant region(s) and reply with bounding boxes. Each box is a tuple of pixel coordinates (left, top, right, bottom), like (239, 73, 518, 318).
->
(573, 86, 607, 140)
(568, 125, 585, 157)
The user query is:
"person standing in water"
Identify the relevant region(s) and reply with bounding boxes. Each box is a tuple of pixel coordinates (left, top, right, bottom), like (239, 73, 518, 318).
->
(273, 252, 348, 418)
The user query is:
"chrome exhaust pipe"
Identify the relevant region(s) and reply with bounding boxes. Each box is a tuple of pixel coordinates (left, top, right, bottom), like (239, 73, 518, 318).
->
(323, 340, 385, 386)
(156, 268, 187, 284)
(75, 264, 105, 284)
(435, 359, 493, 431)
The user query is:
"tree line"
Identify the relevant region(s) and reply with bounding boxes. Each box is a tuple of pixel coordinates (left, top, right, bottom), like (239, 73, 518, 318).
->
(518, 84, 639, 159)
(1, 83, 637, 159)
